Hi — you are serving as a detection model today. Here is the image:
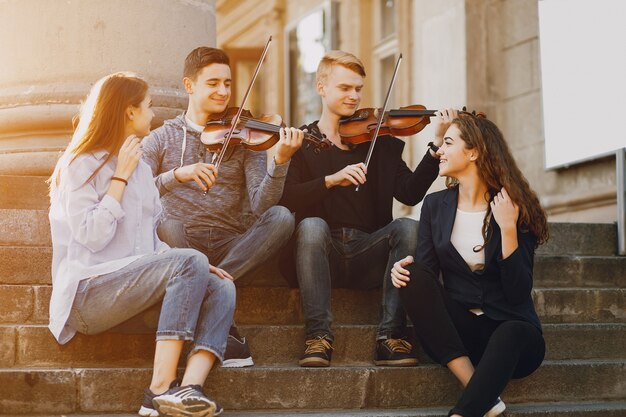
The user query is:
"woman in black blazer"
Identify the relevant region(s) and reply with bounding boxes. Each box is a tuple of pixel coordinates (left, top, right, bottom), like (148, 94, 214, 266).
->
(391, 111, 549, 417)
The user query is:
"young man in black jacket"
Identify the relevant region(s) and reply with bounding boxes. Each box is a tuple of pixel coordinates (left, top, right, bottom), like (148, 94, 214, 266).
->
(280, 51, 445, 367)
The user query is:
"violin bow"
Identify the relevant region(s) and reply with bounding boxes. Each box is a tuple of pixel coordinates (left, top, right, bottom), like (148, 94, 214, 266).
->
(357, 53, 402, 191)
(212, 36, 272, 169)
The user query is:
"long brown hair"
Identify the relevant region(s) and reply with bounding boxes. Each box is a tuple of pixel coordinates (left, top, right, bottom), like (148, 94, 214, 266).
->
(49, 72, 148, 192)
(446, 113, 549, 246)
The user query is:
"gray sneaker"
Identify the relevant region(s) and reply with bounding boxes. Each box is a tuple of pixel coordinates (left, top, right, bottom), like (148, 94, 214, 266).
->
(152, 384, 222, 417)
(138, 379, 180, 417)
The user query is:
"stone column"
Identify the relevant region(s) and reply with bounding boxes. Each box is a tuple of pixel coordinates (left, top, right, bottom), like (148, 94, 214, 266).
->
(0, 0, 217, 176)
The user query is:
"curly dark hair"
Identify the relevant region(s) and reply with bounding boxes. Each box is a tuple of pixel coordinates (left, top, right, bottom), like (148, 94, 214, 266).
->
(446, 112, 549, 246)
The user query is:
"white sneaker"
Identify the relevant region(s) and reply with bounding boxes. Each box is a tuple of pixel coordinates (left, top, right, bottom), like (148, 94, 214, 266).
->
(484, 397, 506, 417)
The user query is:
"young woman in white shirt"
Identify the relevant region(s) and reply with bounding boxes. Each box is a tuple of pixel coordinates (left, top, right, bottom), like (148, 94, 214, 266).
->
(391, 110, 549, 417)
(49, 72, 234, 417)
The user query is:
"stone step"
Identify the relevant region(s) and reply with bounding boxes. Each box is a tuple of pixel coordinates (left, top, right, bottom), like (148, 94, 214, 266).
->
(0, 360, 624, 414)
(0, 175, 49, 210)
(2, 323, 623, 369)
(208, 400, 626, 417)
(0, 210, 50, 247)
(536, 223, 616, 257)
(5, 400, 626, 417)
(0, 285, 623, 326)
(1, 245, 625, 289)
(0, 208, 618, 256)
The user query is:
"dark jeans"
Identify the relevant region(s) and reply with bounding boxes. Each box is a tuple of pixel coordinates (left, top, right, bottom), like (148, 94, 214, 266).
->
(158, 205, 294, 280)
(295, 216, 419, 341)
(399, 262, 545, 417)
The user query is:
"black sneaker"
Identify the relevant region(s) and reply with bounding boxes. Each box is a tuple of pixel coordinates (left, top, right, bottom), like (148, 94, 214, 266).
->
(152, 384, 222, 417)
(374, 338, 418, 366)
(138, 379, 180, 417)
(222, 334, 254, 368)
(299, 334, 333, 367)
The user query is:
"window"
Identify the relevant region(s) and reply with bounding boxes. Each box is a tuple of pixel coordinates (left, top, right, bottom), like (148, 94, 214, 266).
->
(284, 2, 338, 127)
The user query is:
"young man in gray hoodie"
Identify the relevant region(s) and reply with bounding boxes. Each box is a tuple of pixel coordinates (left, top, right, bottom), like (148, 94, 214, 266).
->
(142, 47, 304, 368)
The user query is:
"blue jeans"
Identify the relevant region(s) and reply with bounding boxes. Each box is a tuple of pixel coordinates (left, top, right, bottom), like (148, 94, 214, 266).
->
(67, 248, 236, 362)
(295, 217, 419, 341)
(158, 205, 294, 280)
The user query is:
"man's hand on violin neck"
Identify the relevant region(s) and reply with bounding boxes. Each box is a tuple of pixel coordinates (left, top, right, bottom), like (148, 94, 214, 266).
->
(173, 162, 218, 192)
(325, 163, 367, 189)
(275, 127, 305, 165)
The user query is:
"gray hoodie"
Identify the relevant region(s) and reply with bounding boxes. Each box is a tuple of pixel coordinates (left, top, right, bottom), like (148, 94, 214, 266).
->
(142, 115, 290, 237)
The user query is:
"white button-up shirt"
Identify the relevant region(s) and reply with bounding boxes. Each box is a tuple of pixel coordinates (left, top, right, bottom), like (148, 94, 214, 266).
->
(48, 150, 169, 344)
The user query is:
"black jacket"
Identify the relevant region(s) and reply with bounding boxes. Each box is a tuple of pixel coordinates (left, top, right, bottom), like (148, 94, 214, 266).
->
(279, 121, 440, 228)
(278, 121, 440, 285)
(416, 187, 542, 331)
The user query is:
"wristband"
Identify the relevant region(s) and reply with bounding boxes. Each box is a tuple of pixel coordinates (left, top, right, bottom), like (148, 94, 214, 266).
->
(427, 141, 440, 153)
(111, 176, 128, 186)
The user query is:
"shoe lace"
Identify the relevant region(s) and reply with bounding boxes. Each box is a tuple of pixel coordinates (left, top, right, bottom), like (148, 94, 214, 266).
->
(384, 338, 412, 353)
(304, 336, 333, 354)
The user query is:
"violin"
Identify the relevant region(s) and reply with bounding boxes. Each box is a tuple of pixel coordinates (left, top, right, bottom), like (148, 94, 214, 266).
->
(337, 104, 437, 145)
(201, 107, 332, 153)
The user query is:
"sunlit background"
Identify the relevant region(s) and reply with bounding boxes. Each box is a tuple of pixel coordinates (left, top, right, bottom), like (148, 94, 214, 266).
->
(0, 0, 624, 225)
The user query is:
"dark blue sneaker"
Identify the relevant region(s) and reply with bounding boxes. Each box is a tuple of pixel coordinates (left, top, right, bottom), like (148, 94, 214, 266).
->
(152, 384, 222, 417)
(138, 379, 180, 417)
(222, 334, 254, 368)
(374, 338, 418, 367)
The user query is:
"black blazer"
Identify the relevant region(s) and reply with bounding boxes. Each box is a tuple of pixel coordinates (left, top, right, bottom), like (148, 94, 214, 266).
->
(416, 187, 542, 331)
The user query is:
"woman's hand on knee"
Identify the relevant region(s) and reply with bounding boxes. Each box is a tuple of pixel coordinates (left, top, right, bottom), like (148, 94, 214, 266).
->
(391, 255, 414, 288)
(210, 264, 234, 281)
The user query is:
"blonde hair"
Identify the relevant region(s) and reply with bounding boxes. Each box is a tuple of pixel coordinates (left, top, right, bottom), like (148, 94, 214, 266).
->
(316, 50, 366, 85)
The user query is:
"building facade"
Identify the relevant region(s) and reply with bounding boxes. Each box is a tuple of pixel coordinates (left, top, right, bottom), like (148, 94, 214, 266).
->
(216, 0, 618, 223)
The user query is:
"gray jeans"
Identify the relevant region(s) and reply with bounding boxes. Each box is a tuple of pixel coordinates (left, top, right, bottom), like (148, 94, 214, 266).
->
(67, 248, 236, 361)
(295, 217, 419, 341)
(158, 205, 294, 280)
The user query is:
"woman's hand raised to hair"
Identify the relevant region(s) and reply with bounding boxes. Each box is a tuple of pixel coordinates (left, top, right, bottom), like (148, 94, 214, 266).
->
(114, 135, 143, 180)
(491, 187, 520, 259)
(433, 108, 459, 146)
(491, 187, 519, 231)
(391, 255, 414, 288)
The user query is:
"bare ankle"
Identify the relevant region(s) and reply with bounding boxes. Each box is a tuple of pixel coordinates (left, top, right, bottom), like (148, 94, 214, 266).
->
(149, 379, 173, 395)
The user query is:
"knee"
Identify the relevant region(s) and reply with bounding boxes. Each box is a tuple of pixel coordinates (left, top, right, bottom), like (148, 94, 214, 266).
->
(157, 218, 188, 248)
(398, 262, 438, 298)
(267, 205, 295, 236)
(494, 320, 539, 343)
(389, 218, 419, 245)
(180, 248, 210, 277)
(296, 217, 330, 247)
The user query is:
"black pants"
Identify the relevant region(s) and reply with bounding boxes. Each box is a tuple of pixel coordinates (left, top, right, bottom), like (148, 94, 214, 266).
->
(398, 262, 545, 417)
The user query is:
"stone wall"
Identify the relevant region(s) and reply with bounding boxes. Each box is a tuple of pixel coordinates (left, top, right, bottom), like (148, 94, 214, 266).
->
(0, 0, 217, 182)
(465, 0, 616, 222)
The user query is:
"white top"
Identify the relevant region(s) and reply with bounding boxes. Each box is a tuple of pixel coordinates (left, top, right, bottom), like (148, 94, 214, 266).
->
(451, 209, 487, 272)
(48, 150, 169, 344)
(451, 208, 488, 316)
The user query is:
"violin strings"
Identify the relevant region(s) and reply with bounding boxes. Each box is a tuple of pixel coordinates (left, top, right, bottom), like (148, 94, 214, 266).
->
(215, 116, 322, 143)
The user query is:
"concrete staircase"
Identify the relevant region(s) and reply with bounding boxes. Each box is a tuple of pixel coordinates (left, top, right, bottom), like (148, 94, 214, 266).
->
(0, 175, 625, 416)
